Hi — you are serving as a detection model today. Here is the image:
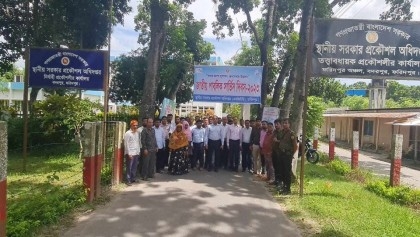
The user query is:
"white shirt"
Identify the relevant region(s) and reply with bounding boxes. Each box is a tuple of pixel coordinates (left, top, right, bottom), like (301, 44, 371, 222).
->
(191, 127, 206, 143)
(153, 126, 166, 149)
(227, 124, 242, 146)
(206, 124, 224, 143)
(221, 123, 229, 141)
(241, 127, 252, 143)
(124, 129, 141, 156)
(160, 124, 170, 139)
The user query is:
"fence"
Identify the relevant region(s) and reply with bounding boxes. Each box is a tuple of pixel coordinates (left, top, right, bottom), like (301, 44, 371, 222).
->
(2, 119, 126, 237)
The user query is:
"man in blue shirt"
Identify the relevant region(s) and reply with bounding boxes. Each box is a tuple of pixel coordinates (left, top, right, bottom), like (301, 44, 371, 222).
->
(205, 116, 224, 172)
(191, 120, 206, 170)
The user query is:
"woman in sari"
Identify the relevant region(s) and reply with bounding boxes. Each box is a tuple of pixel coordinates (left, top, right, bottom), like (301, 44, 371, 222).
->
(169, 124, 189, 175)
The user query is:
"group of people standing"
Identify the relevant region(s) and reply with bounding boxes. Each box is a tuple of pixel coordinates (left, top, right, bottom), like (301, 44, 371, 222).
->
(123, 114, 297, 195)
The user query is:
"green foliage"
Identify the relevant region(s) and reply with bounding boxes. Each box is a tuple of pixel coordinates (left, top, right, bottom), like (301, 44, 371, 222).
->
(224, 104, 242, 118)
(288, 159, 420, 237)
(33, 94, 100, 138)
(342, 96, 369, 110)
(309, 77, 346, 106)
(367, 180, 420, 206)
(0, 0, 131, 72)
(346, 81, 369, 89)
(306, 96, 325, 138)
(7, 145, 85, 237)
(326, 159, 351, 176)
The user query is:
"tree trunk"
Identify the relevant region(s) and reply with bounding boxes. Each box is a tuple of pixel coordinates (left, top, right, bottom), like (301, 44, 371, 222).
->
(280, 62, 297, 118)
(140, 0, 167, 119)
(271, 52, 293, 107)
(257, 0, 276, 117)
(290, 0, 314, 134)
(168, 71, 186, 100)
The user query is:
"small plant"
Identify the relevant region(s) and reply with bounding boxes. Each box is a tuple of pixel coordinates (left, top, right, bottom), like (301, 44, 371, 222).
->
(326, 159, 351, 175)
(366, 180, 420, 207)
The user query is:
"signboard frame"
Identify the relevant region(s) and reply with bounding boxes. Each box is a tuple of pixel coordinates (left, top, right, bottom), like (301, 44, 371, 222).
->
(312, 18, 420, 80)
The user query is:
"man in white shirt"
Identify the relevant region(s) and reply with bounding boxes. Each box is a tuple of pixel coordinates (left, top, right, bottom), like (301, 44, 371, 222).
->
(191, 120, 206, 170)
(220, 117, 230, 169)
(124, 120, 141, 185)
(205, 116, 224, 172)
(241, 120, 252, 172)
(153, 119, 166, 173)
(227, 117, 242, 172)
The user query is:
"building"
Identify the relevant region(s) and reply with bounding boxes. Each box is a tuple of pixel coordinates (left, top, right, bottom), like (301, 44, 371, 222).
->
(322, 108, 420, 161)
(177, 101, 223, 118)
(0, 76, 116, 113)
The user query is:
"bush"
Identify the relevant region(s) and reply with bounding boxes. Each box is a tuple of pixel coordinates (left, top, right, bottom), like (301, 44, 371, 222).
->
(326, 159, 351, 175)
(366, 180, 420, 207)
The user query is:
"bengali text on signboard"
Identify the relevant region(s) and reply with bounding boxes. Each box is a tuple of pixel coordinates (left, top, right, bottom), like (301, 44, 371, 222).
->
(193, 66, 263, 104)
(312, 19, 420, 79)
(29, 48, 106, 90)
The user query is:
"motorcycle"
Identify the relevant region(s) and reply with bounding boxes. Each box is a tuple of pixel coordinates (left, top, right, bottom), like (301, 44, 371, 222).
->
(298, 136, 320, 164)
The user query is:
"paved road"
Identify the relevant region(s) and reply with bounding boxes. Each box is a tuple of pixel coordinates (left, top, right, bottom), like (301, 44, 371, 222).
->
(63, 169, 301, 237)
(318, 141, 420, 189)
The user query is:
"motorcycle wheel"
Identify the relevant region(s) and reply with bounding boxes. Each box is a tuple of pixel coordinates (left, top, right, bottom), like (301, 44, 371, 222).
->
(306, 151, 319, 164)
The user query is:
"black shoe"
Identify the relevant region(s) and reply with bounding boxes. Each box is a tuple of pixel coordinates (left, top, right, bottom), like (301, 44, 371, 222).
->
(126, 182, 132, 186)
(214, 169, 218, 172)
(242, 169, 246, 172)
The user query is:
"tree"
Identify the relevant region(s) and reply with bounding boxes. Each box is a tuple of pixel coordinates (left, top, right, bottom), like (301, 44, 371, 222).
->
(212, 0, 302, 117)
(33, 94, 100, 156)
(1, 0, 131, 109)
(342, 96, 369, 110)
(347, 81, 369, 89)
(306, 96, 325, 138)
(135, 0, 198, 118)
(309, 77, 346, 106)
(113, 5, 213, 108)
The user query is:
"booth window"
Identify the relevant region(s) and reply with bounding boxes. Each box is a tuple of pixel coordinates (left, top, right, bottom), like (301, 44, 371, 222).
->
(363, 120, 374, 136)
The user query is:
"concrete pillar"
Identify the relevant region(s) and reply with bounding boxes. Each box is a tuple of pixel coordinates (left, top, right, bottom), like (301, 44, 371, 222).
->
(0, 122, 7, 237)
(113, 122, 125, 185)
(351, 131, 359, 169)
(313, 127, 319, 150)
(390, 134, 403, 187)
(329, 128, 335, 161)
(83, 122, 96, 203)
(94, 122, 103, 198)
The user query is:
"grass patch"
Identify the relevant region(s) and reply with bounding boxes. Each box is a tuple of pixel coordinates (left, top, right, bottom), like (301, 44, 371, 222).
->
(279, 154, 420, 237)
(7, 144, 86, 237)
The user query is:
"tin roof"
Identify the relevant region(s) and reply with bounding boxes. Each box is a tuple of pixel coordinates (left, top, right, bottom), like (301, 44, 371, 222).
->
(324, 112, 418, 119)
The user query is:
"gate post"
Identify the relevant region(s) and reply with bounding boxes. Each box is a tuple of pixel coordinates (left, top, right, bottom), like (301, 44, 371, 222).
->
(313, 127, 319, 150)
(94, 122, 103, 197)
(351, 131, 359, 169)
(0, 122, 7, 237)
(83, 122, 96, 203)
(329, 128, 335, 161)
(112, 122, 124, 185)
(390, 134, 403, 187)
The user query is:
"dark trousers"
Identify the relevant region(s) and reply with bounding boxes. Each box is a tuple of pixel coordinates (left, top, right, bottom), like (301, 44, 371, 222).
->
(229, 139, 240, 170)
(192, 142, 204, 169)
(141, 150, 156, 179)
(241, 142, 251, 170)
(272, 151, 281, 183)
(156, 148, 166, 172)
(207, 139, 221, 170)
(278, 151, 293, 190)
(126, 155, 139, 183)
(261, 154, 266, 174)
(221, 139, 229, 169)
(164, 139, 170, 167)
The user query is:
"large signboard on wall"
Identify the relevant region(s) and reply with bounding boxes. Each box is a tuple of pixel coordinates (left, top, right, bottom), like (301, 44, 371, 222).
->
(312, 19, 420, 79)
(29, 48, 107, 90)
(193, 66, 263, 104)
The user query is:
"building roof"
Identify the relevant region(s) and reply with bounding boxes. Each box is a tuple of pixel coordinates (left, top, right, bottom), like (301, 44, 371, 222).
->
(324, 112, 418, 119)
